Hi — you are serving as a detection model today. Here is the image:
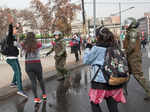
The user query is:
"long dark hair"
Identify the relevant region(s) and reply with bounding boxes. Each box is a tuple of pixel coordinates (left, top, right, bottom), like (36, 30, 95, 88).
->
(96, 26, 115, 47)
(23, 32, 37, 53)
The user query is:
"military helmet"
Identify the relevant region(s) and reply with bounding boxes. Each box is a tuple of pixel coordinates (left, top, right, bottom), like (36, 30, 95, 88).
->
(124, 17, 139, 29)
(53, 31, 62, 36)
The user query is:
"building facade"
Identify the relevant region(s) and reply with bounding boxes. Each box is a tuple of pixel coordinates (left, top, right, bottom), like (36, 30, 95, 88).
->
(88, 16, 121, 38)
(138, 16, 150, 40)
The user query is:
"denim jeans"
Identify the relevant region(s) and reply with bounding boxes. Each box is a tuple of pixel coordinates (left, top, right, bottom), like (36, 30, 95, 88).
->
(6, 59, 23, 91)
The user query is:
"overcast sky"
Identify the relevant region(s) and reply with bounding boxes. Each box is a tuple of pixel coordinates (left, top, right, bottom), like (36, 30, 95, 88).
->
(0, 0, 150, 22)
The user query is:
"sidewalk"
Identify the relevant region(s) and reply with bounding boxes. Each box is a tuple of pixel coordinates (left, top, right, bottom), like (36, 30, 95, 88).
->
(0, 52, 84, 100)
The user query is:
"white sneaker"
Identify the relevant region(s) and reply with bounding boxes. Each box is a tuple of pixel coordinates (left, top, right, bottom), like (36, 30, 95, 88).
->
(17, 91, 28, 98)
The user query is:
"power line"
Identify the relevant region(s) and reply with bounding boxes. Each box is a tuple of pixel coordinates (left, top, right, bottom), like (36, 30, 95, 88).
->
(111, 6, 135, 16)
(84, 2, 150, 5)
(70, 0, 81, 3)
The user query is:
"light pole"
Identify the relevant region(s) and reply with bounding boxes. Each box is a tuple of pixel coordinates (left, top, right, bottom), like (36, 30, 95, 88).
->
(110, 5, 135, 49)
(81, 0, 86, 38)
(93, 0, 96, 38)
(110, 6, 135, 17)
(119, 3, 123, 49)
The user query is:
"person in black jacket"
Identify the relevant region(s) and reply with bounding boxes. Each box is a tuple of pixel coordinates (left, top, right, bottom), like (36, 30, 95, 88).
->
(6, 14, 27, 98)
(70, 35, 79, 62)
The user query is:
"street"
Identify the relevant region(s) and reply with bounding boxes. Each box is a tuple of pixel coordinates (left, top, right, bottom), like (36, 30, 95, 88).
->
(1, 1, 150, 112)
(0, 65, 150, 112)
(142, 45, 150, 80)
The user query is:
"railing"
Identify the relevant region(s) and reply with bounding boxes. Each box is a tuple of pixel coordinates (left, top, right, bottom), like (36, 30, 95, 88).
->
(0, 38, 52, 61)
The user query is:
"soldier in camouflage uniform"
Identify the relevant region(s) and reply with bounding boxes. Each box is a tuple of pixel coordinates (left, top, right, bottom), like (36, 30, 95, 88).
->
(46, 31, 68, 81)
(124, 17, 150, 101)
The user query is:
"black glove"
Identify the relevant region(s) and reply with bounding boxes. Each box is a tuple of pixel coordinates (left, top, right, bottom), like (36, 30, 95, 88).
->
(46, 52, 50, 56)
(86, 43, 93, 49)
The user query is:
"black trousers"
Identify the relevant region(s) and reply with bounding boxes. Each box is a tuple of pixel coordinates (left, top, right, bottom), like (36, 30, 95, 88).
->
(74, 50, 79, 61)
(90, 97, 118, 112)
(71, 46, 79, 62)
(25, 62, 46, 98)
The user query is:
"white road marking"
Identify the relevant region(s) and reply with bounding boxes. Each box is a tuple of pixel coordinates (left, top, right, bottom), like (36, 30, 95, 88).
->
(147, 44, 150, 58)
(148, 67, 150, 81)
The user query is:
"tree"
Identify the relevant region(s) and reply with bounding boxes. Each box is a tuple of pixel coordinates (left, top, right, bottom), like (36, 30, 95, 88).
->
(0, 7, 38, 39)
(30, 0, 81, 35)
(17, 9, 37, 33)
(0, 8, 16, 39)
(30, 0, 54, 37)
(53, 0, 81, 34)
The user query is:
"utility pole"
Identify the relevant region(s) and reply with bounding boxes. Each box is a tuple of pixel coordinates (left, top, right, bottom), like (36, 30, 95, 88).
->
(147, 16, 150, 41)
(81, 0, 86, 38)
(119, 3, 121, 26)
(119, 2, 123, 49)
(93, 0, 96, 38)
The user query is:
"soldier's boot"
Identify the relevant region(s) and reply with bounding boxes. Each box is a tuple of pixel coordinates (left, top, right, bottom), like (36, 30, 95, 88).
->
(144, 91, 150, 101)
(144, 96, 150, 101)
(141, 81, 150, 101)
(133, 73, 150, 101)
(144, 89, 150, 101)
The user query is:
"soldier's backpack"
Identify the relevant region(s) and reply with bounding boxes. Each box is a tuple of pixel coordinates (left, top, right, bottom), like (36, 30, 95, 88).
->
(0, 38, 9, 56)
(92, 47, 130, 86)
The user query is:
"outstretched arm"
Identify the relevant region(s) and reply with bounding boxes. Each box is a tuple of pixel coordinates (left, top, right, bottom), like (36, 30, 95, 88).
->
(7, 14, 13, 37)
(7, 14, 14, 45)
(46, 47, 54, 56)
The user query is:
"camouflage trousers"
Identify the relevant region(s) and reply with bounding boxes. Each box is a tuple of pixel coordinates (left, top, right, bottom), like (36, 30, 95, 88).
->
(55, 56, 68, 77)
(128, 57, 150, 96)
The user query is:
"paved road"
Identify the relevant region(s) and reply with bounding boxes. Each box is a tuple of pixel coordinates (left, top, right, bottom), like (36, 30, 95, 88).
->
(142, 46, 150, 81)
(0, 66, 150, 112)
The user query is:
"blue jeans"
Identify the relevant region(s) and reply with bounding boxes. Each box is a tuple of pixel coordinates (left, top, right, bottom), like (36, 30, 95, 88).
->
(6, 59, 23, 91)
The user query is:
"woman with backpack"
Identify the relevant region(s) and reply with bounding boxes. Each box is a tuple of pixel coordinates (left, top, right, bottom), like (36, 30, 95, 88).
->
(83, 26, 126, 112)
(21, 32, 47, 103)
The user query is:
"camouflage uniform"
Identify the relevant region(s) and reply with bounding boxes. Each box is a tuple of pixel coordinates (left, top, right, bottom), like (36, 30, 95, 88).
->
(124, 27, 150, 97)
(48, 38, 68, 78)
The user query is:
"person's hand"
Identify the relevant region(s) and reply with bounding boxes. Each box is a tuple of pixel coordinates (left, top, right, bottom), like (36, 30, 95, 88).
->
(16, 23, 19, 28)
(8, 13, 13, 24)
(87, 38, 92, 44)
(46, 52, 50, 56)
(86, 43, 93, 49)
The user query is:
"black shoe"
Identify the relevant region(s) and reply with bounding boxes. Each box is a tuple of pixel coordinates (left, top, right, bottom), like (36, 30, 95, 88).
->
(10, 83, 17, 88)
(57, 76, 65, 81)
(144, 96, 150, 101)
(76, 59, 79, 62)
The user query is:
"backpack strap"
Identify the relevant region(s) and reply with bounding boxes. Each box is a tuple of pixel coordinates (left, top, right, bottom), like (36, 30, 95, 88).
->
(91, 64, 102, 82)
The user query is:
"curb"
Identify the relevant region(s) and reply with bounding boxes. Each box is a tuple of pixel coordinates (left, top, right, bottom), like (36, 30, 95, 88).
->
(0, 61, 85, 101)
